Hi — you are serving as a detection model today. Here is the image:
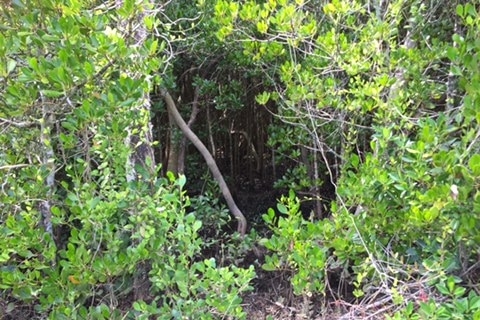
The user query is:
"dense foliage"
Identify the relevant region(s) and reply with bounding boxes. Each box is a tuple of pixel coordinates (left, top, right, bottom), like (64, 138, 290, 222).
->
(1, 0, 479, 319)
(213, 0, 480, 317)
(0, 1, 253, 318)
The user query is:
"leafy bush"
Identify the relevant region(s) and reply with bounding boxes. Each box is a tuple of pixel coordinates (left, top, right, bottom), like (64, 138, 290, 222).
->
(213, 0, 480, 317)
(389, 280, 480, 320)
(0, 1, 254, 318)
(261, 190, 329, 297)
(0, 172, 255, 319)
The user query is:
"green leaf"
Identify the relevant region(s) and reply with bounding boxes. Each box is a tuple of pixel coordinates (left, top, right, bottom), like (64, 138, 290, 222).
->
(469, 154, 480, 176)
(29, 57, 38, 71)
(133, 301, 141, 311)
(454, 287, 466, 297)
(149, 39, 158, 55)
(177, 174, 186, 188)
(323, 3, 336, 14)
(144, 15, 155, 30)
(256, 92, 270, 105)
(465, 3, 476, 17)
(41, 34, 60, 42)
(350, 154, 359, 168)
(452, 34, 463, 44)
(166, 171, 176, 182)
(7, 59, 16, 75)
(256, 21, 268, 34)
(353, 288, 364, 298)
(447, 47, 457, 61)
(6, 303, 15, 313)
(84, 61, 94, 77)
(456, 4, 464, 17)
(263, 208, 276, 224)
(436, 282, 449, 295)
(12, 0, 25, 8)
(262, 255, 278, 271)
(193, 220, 202, 232)
(277, 203, 288, 214)
(41, 90, 64, 98)
(424, 207, 439, 223)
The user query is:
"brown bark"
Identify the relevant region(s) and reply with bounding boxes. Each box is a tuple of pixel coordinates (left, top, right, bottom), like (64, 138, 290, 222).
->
(161, 88, 247, 237)
(206, 104, 216, 156)
(40, 100, 55, 239)
(116, 0, 156, 301)
(38, 93, 56, 268)
(166, 111, 179, 175)
(230, 130, 261, 173)
(177, 88, 200, 174)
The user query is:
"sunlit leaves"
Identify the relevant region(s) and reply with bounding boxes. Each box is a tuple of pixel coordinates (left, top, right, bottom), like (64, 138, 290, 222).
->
(214, 0, 240, 40)
(256, 20, 268, 33)
(0, 1, 239, 318)
(212, 1, 480, 309)
(255, 91, 270, 105)
(323, 2, 336, 15)
(239, 1, 260, 21)
(469, 154, 480, 176)
(263, 192, 328, 295)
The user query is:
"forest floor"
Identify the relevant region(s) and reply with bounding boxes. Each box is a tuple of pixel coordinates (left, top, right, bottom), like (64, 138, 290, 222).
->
(241, 270, 388, 320)
(242, 276, 343, 320)
(235, 190, 357, 320)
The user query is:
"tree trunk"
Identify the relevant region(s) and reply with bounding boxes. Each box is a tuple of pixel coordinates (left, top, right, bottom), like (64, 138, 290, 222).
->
(446, 13, 460, 116)
(177, 88, 200, 174)
(206, 104, 216, 155)
(161, 88, 247, 237)
(39, 95, 55, 241)
(166, 111, 180, 175)
(116, 0, 156, 301)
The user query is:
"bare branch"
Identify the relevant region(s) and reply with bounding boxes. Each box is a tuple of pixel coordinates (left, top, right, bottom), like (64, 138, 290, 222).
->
(161, 88, 247, 237)
(0, 117, 38, 128)
(0, 164, 30, 170)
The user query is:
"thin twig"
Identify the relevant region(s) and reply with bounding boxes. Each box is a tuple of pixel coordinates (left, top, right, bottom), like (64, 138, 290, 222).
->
(0, 164, 29, 170)
(0, 117, 37, 128)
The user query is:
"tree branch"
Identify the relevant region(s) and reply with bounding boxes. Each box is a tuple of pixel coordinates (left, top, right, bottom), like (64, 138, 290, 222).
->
(161, 88, 247, 237)
(0, 164, 29, 170)
(0, 117, 37, 128)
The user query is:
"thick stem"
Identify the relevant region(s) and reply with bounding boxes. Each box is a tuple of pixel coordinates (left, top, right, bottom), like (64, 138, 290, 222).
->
(230, 130, 261, 172)
(178, 88, 200, 174)
(40, 97, 54, 239)
(446, 17, 460, 115)
(117, 0, 156, 301)
(161, 88, 247, 237)
(166, 111, 179, 175)
(206, 105, 216, 155)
